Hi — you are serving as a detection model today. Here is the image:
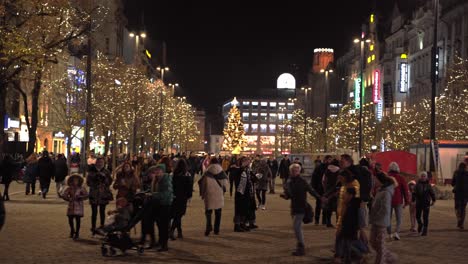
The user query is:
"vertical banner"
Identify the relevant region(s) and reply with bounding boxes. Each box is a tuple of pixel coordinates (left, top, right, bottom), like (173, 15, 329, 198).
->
(354, 78, 361, 109)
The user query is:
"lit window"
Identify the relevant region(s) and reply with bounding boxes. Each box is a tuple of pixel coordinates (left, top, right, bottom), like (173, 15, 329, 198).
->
(269, 124, 276, 133)
(287, 114, 293, 120)
(372, 54, 375, 61)
(261, 102, 268, 111)
(278, 114, 285, 120)
(270, 113, 277, 122)
(278, 102, 286, 106)
(260, 124, 267, 133)
(260, 113, 268, 121)
(367, 57, 371, 63)
(394, 102, 402, 115)
(242, 113, 249, 122)
(350, 92, 354, 98)
(252, 113, 258, 121)
(243, 124, 249, 132)
(419, 40, 423, 50)
(370, 14, 374, 23)
(370, 44, 374, 51)
(251, 124, 258, 132)
(252, 102, 258, 106)
(269, 102, 277, 110)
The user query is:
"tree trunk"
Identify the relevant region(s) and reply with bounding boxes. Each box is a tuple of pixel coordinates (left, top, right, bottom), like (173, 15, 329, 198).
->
(104, 129, 110, 156)
(0, 85, 7, 153)
(26, 68, 43, 157)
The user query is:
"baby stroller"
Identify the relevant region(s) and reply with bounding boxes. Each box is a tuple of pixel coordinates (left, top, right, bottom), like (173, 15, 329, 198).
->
(100, 192, 149, 257)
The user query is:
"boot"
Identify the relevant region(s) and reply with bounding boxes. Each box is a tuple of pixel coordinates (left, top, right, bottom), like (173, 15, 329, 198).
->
(292, 243, 305, 256)
(205, 225, 212, 236)
(421, 227, 428, 236)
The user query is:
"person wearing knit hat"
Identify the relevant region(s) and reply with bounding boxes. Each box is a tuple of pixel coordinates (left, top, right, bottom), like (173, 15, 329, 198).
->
(61, 174, 88, 240)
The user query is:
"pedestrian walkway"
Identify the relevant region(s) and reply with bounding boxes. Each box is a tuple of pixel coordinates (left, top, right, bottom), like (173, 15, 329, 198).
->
(0, 182, 467, 263)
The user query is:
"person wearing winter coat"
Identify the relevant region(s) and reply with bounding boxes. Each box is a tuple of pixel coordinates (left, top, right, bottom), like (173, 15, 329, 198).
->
(37, 151, 55, 199)
(386, 162, 409, 240)
(278, 155, 291, 188)
(452, 162, 468, 229)
(24, 154, 39, 195)
(414, 172, 436, 236)
(232, 157, 258, 232)
(113, 162, 140, 203)
(86, 157, 113, 236)
(369, 172, 398, 264)
(280, 163, 321, 256)
(170, 159, 193, 240)
(312, 155, 332, 225)
(254, 160, 272, 210)
(322, 159, 340, 228)
(61, 174, 89, 240)
(54, 154, 68, 196)
(199, 158, 228, 236)
(267, 157, 279, 194)
(408, 181, 417, 232)
(1, 155, 17, 201)
(150, 164, 174, 251)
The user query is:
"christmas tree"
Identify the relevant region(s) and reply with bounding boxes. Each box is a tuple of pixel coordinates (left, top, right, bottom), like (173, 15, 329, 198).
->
(222, 104, 247, 152)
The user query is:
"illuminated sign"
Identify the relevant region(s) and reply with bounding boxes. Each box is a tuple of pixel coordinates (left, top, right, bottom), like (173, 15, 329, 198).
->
(354, 78, 361, 109)
(277, 73, 296, 89)
(376, 100, 383, 122)
(54, 131, 65, 138)
(373, 70, 380, 103)
(313, 48, 334, 53)
(7, 118, 20, 129)
(399, 63, 408, 92)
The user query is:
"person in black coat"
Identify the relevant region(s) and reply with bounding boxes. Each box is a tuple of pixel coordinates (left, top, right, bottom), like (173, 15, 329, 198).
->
(38, 151, 55, 199)
(414, 172, 436, 236)
(278, 155, 291, 190)
(322, 159, 340, 227)
(311, 155, 332, 225)
(54, 154, 69, 196)
(1, 155, 16, 201)
(170, 159, 193, 240)
(267, 157, 279, 194)
(452, 162, 468, 229)
(232, 157, 256, 232)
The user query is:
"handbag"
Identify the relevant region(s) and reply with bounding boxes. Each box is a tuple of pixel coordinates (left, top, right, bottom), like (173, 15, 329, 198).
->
(303, 202, 314, 224)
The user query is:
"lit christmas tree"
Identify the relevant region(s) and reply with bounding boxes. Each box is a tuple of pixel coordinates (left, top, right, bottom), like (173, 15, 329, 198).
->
(222, 99, 247, 152)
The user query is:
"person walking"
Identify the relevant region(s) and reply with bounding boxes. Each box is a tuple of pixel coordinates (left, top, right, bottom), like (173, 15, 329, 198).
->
(150, 165, 174, 251)
(312, 155, 332, 225)
(369, 172, 398, 264)
(278, 155, 291, 191)
(170, 159, 193, 240)
(452, 162, 468, 229)
(255, 159, 272, 210)
(414, 172, 436, 236)
(54, 154, 68, 196)
(61, 174, 88, 240)
(280, 163, 321, 256)
(322, 159, 340, 228)
(1, 155, 19, 201)
(267, 157, 279, 194)
(24, 154, 39, 195)
(37, 151, 55, 199)
(408, 181, 417, 232)
(198, 158, 228, 236)
(113, 161, 140, 203)
(386, 162, 409, 240)
(86, 157, 113, 236)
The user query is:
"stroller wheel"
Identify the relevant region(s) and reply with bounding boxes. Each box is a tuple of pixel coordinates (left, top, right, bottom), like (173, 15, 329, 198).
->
(138, 246, 144, 255)
(101, 246, 108, 257)
(109, 247, 117, 256)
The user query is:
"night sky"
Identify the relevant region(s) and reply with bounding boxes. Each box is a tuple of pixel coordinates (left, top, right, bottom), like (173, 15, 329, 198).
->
(124, 0, 400, 115)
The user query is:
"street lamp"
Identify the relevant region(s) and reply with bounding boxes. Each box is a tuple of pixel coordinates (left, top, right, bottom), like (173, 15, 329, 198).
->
(353, 31, 371, 158)
(168, 83, 179, 96)
(300, 87, 311, 114)
(129, 32, 147, 64)
(300, 87, 311, 151)
(157, 66, 170, 84)
(320, 66, 333, 152)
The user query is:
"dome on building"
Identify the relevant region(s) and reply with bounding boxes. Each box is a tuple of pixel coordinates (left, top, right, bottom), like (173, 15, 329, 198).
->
(277, 73, 296, 89)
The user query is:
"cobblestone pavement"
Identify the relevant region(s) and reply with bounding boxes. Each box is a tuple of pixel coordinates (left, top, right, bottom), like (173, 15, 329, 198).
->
(1, 181, 467, 264)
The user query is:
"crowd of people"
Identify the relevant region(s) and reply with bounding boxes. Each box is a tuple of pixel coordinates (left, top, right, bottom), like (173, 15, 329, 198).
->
(0, 150, 467, 263)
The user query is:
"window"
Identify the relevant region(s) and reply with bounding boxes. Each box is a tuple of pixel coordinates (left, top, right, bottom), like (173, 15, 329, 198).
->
(252, 113, 258, 121)
(269, 102, 277, 111)
(287, 103, 294, 110)
(251, 124, 258, 132)
(242, 101, 250, 110)
(252, 101, 259, 110)
(242, 113, 249, 122)
(260, 124, 267, 133)
(270, 113, 277, 122)
(287, 114, 293, 120)
(394, 102, 402, 115)
(269, 124, 276, 133)
(261, 102, 268, 111)
(278, 102, 286, 106)
(243, 124, 249, 132)
(278, 113, 285, 121)
(260, 113, 267, 122)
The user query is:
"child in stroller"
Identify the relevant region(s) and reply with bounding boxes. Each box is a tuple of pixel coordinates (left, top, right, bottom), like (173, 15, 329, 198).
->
(97, 196, 145, 256)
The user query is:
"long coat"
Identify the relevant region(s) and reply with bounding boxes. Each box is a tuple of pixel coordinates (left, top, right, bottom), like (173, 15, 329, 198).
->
(54, 158, 68, 183)
(0, 157, 16, 185)
(86, 166, 113, 205)
(38, 156, 55, 187)
(199, 164, 228, 210)
(62, 186, 89, 217)
(23, 161, 39, 184)
(255, 163, 272, 191)
(172, 171, 193, 217)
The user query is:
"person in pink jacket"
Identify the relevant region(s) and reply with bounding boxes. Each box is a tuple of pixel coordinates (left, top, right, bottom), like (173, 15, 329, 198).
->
(62, 174, 88, 240)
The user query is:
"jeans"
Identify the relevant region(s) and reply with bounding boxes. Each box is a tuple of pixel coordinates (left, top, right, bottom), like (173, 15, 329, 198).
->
(416, 204, 430, 233)
(293, 214, 305, 245)
(256, 189, 266, 206)
(68, 215, 81, 235)
(455, 198, 468, 228)
(26, 182, 36, 195)
(269, 177, 276, 193)
(370, 225, 397, 264)
(387, 204, 403, 234)
(206, 208, 222, 233)
(91, 204, 107, 230)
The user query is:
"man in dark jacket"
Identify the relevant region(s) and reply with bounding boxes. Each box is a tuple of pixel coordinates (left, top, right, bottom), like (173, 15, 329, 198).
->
(281, 163, 321, 256)
(267, 157, 279, 194)
(452, 162, 468, 229)
(278, 155, 291, 190)
(311, 155, 332, 225)
(1, 155, 17, 201)
(54, 154, 68, 196)
(38, 151, 55, 199)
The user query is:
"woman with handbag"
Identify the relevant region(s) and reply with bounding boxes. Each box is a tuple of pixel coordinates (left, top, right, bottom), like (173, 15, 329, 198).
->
(86, 157, 113, 236)
(198, 158, 228, 236)
(280, 163, 321, 256)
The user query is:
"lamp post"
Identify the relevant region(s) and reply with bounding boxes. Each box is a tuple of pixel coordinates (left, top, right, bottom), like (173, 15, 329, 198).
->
(129, 32, 146, 64)
(156, 66, 170, 151)
(278, 106, 286, 155)
(429, 0, 439, 175)
(301, 87, 311, 151)
(320, 67, 333, 152)
(354, 32, 371, 158)
(168, 83, 179, 97)
(157, 66, 170, 84)
(112, 79, 121, 170)
(177, 96, 186, 152)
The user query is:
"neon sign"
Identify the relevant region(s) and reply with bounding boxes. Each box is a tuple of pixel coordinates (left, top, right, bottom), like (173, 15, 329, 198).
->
(399, 63, 408, 93)
(373, 70, 380, 103)
(354, 78, 361, 109)
(376, 100, 383, 122)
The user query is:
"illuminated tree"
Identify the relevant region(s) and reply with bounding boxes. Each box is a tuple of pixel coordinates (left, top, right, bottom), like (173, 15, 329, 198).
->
(222, 105, 247, 152)
(286, 109, 322, 153)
